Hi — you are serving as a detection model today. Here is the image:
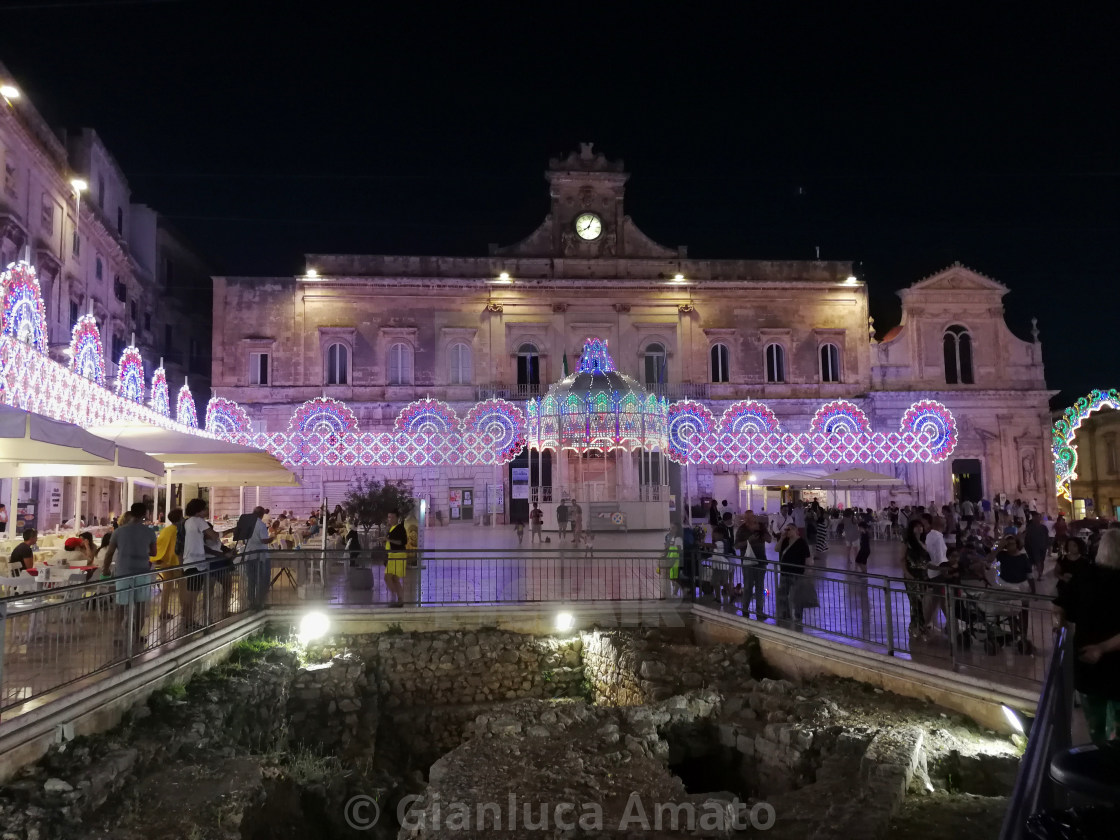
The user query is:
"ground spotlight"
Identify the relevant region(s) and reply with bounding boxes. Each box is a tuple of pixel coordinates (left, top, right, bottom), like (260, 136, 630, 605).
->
(555, 612, 574, 632)
(1001, 704, 1025, 735)
(298, 611, 330, 642)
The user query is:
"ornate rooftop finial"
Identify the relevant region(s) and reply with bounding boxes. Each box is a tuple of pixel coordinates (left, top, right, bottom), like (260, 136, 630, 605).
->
(868, 315, 876, 342)
(548, 144, 625, 174)
(1030, 317, 1040, 343)
(577, 337, 616, 374)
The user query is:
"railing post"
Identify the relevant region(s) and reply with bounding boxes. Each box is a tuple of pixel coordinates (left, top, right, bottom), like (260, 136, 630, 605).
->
(124, 582, 135, 664)
(883, 580, 895, 656)
(947, 588, 959, 671)
(203, 564, 212, 628)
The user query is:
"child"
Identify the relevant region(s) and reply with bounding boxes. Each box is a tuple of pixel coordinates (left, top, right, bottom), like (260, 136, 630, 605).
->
(514, 520, 525, 545)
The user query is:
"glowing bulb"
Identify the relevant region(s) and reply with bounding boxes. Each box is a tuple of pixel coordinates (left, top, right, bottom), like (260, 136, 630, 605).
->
(70, 178, 88, 192)
(305, 268, 318, 278)
(845, 275, 858, 285)
(673, 274, 685, 282)
(499, 272, 510, 282)
(298, 611, 330, 642)
(0, 85, 20, 100)
(555, 612, 574, 632)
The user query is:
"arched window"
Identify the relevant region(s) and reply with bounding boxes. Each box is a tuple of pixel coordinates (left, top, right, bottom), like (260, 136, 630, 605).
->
(643, 342, 666, 386)
(387, 342, 413, 385)
(765, 343, 786, 383)
(325, 343, 348, 386)
(710, 343, 730, 383)
(943, 325, 974, 384)
(449, 342, 472, 385)
(819, 343, 841, 383)
(516, 342, 539, 386)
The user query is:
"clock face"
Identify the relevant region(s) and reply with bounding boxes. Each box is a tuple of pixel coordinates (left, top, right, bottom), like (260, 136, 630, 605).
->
(574, 213, 602, 241)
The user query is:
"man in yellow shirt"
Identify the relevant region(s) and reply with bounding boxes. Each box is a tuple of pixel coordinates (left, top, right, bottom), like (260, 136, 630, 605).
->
(153, 508, 183, 639)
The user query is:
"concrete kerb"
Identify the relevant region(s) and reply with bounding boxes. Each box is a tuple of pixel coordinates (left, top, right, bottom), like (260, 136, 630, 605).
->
(690, 603, 1038, 733)
(0, 613, 268, 783)
(265, 599, 693, 637)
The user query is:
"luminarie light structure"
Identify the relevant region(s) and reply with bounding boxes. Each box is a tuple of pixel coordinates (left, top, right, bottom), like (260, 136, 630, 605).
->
(1, 261, 48, 352)
(1052, 388, 1120, 501)
(114, 344, 145, 404)
(176, 380, 198, 428)
(149, 363, 170, 418)
(68, 314, 106, 387)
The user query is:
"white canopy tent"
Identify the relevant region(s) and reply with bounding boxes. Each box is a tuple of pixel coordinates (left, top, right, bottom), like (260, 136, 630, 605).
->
(0, 404, 166, 529)
(85, 420, 297, 517)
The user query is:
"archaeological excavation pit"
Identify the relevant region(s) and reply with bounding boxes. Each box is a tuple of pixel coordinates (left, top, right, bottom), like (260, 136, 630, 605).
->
(0, 625, 1022, 839)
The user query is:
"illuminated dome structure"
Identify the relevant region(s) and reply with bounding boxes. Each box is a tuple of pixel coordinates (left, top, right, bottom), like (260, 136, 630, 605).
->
(526, 338, 670, 527)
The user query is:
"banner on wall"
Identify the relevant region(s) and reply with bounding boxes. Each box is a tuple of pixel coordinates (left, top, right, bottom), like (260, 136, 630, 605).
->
(45, 480, 62, 513)
(511, 467, 529, 500)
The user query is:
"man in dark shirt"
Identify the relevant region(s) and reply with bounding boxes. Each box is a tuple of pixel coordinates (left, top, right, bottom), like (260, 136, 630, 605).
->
(9, 528, 37, 570)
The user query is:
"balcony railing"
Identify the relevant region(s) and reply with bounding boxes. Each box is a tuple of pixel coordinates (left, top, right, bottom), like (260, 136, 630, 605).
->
(476, 383, 710, 401)
(476, 383, 546, 401)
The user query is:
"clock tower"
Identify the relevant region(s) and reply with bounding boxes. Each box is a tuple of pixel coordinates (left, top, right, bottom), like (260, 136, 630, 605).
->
(491, 143, 679, 259)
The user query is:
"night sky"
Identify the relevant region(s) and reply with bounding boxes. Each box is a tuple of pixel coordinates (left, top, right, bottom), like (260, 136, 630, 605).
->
(2, 0, 1115, 407)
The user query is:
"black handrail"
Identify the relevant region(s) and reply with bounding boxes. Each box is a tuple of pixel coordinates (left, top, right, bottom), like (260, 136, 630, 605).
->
(998, 626, 1074, 840)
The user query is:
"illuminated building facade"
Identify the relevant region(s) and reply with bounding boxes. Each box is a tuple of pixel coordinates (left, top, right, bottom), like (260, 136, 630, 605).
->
(209, 145, 1055, 523)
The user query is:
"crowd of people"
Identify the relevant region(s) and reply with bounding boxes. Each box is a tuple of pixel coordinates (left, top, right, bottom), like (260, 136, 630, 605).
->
(661, 493, 1119, 744)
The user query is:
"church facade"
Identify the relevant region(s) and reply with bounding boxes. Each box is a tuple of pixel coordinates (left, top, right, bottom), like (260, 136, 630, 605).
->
(209, 145, 1055, 523)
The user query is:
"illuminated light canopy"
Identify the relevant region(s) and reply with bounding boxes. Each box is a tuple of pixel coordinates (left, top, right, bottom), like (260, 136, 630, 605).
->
(176, 380, 198, 428)
(718, 399, 781, 436)
(394, 398, 462, 435)
(811, 400, 871, 436)
(114, 344, 145, 404)
(289, 397, 358, 435)
(667, 399, 715, 462)
(899, 400, 956, 461)
(0, 335, 212, 435)
(149, 364, 170, 418)
(527, 338, 667, 454)
(206, 396, 251, 438)
(669, 399, 957, 466)
(576, 337, 616, 374)
(465, 398, 526, 461)
(1, 261, 48, 353)
(68, 314, 106, 387)
(1053, 388, 1120, 501)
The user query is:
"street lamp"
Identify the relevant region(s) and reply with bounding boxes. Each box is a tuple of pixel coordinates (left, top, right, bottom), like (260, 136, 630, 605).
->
(0, 85, 20, 101)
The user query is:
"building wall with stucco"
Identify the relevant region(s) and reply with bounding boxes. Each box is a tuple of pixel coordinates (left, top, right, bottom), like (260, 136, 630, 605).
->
(210, 146, 1056, 523)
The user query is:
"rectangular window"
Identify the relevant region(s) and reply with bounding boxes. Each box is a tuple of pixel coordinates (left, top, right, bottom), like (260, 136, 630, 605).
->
(114, 276, 127, 303)
(71, 229, 80, 258)
(40, 193, 54, 234)
(164, 324, 173, 353)
(95, 256, 103, 281)
(1107, 438, 1118, 476)
(116, 206, 123, 235)
(249, 351, 270, 386)
(69, 300, 79, 326)
(129, 300, 137, 322)
(97, 175, 105, 210)
(144, 313, 151, 332)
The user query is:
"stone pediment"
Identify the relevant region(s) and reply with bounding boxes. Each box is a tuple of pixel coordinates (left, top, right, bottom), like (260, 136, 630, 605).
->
(491, 213, 678, 258)
(905, 262, 1008, 295)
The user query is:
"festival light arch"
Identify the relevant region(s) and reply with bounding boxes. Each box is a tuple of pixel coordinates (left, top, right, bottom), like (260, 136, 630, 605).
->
(1, 261, 48, 352)
(1053, 388, 1120, 501)
(69, 314, 106, 387)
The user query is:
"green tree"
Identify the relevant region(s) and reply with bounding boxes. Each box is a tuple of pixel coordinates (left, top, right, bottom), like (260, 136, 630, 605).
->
(342, 476, 414, 536)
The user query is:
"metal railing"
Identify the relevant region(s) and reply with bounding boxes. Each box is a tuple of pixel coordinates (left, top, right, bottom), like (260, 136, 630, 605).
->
(693, 551, 1056, 687)
(998, 627, 1074, 840)
(475, 384, 546, 401)
(261, 548, 670, 608)
(0, 555, 263, 714)
(2, 545, 1059, 718)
